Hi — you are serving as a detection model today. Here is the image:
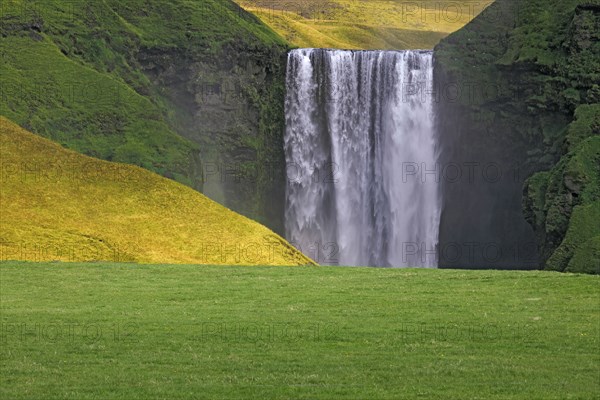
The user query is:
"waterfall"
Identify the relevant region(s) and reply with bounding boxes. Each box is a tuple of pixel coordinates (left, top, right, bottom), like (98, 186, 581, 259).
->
(284, 49, 440, 267)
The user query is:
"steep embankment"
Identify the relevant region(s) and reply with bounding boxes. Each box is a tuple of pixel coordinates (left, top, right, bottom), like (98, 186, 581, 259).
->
(0, 118, 314, 266)
(234, 0, 494, 50)
(434, 0, 599, 272)
(1, 0, 289, 232)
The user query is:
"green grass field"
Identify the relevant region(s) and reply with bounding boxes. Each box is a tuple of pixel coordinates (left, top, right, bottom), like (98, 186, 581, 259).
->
(1, 262, 598, 399)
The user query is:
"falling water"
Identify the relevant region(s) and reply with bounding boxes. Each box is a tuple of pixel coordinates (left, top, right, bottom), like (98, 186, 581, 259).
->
(284, 49, 441, 267)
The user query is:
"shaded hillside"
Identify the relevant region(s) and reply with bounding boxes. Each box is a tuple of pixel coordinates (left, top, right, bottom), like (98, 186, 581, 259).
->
(0, 118, 314, 266)
(0, 0, 289, 231)
(235, 0, 493, 49)
(434, 0, 599, 272)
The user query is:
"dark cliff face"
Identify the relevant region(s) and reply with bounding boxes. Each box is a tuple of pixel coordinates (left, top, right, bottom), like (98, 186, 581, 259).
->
(434, 0, 599, 272)
(109, 0, 290, 233)
(138, 39, 289, 234)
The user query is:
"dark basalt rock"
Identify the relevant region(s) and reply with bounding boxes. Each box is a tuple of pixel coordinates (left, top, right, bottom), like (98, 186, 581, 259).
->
(136, 39, 288, 234)
(434, 0, 599, 272)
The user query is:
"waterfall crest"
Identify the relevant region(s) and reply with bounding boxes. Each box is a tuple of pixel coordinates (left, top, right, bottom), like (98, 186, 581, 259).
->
(284, 49, 440, 267)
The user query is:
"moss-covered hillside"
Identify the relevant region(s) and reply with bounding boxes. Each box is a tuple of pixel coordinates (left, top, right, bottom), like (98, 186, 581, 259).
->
(434, 0, 599, 273)
(1, 0, 289, 231)
(0, 117, 314, 266)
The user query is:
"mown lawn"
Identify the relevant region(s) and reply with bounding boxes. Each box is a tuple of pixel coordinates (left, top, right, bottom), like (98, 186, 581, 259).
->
(1, 262, 598, 399)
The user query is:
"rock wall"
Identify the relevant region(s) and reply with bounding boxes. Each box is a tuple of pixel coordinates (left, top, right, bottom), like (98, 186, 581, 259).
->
(434, 0, 599, 272)
(139, 40, 289, 233)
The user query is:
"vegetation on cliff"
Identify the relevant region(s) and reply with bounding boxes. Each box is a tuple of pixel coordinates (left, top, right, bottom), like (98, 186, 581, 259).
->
(435, 0, 599, 273)
(0, 117, 314, 266)
(1, 0, 290, 228)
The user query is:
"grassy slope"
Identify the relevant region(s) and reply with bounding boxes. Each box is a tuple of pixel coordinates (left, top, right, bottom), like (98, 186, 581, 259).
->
(0, 0, 285, 187)
(0, 117, 313, 266)
(234, 0, 493, 49)
(1, 262, 598, 399)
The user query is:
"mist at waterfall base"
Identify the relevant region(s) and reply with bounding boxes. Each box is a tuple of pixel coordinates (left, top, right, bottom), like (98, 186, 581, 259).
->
(284, 49, 441, 268)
